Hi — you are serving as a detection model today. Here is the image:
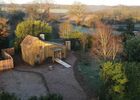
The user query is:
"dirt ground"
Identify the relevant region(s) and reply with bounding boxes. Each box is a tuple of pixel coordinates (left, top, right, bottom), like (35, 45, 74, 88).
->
(0, 52, 87, 100)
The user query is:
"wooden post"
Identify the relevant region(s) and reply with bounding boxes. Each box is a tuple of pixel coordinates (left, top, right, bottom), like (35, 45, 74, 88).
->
(52, 51, 55, 63)
(65, 41, 71, 50)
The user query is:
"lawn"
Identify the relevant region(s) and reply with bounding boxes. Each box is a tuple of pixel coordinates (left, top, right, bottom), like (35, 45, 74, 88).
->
(75, 52, 101, 99)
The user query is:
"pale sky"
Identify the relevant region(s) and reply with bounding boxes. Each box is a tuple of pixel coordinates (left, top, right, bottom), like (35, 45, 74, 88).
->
(2, 0, 140, 5)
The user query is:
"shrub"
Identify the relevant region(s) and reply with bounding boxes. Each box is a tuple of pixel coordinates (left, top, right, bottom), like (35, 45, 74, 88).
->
(125, 36, 140, 62)
(100, 62, 127, 100)
(0, 91, 63, 100)
(28, 96, 38, 100)
(28, 94, 63, 100)
(15, 20, 52, 50)
(124, 62, 140, 100)
(0, 92, 19, 100)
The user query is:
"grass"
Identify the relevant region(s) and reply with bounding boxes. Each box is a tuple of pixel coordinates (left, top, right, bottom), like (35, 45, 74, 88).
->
(77, 52, 101, 95)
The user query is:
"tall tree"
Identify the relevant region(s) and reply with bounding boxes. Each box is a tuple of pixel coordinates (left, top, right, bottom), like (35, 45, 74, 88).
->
(25, 4, 39, 20)
(125, 18, 135, 35)
(59, 21, 73, 38)
(43, 0, 54, 19)
(92, 22, 123, 60)
(8, 11, 25, 30)
(122, 18, 135, 42)
(33, 0, 54, 21)
(69, 2, 86, 24)
(125, 36, 140, 62)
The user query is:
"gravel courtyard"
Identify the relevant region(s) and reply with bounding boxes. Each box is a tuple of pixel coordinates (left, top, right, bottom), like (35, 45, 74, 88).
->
(0, 52, 87, 100)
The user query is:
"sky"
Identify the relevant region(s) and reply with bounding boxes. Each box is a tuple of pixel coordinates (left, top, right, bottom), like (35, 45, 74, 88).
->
(2, 0, 140, 6)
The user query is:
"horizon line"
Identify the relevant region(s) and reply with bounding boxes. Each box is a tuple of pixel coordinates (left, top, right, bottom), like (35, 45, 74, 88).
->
(0, 3, 140, 6)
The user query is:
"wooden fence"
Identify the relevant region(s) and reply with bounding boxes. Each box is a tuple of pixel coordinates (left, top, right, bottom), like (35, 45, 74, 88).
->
(0, 48, 14, 71)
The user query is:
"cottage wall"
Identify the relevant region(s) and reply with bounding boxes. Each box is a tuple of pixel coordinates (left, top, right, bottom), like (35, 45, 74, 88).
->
(44, 44, 66, 59)
(21, 42, 46, 66)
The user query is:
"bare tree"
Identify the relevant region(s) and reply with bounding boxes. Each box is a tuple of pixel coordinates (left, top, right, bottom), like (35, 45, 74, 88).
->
(59, 21, 73, 38)
(43, 0, 54, 19)
(32, 0, 54, 21)
(25, 4, 39, 20)
(92, 22, 123, 60)
(79, 33, 88, 52)
(111, 35, 123, 60)
(69, 2, 86, 24)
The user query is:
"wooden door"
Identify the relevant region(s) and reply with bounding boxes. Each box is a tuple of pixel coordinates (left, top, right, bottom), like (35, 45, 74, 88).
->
(54, 50, 62, 59)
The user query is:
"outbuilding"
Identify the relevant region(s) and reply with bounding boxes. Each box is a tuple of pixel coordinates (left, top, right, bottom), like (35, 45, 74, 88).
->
(20, 35, 66, 66)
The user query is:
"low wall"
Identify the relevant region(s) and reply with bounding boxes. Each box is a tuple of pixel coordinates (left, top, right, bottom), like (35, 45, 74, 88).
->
(0, 48, 14, 71)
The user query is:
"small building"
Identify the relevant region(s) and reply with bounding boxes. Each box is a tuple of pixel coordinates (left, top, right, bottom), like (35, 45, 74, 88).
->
(20, 35, 66, 66)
